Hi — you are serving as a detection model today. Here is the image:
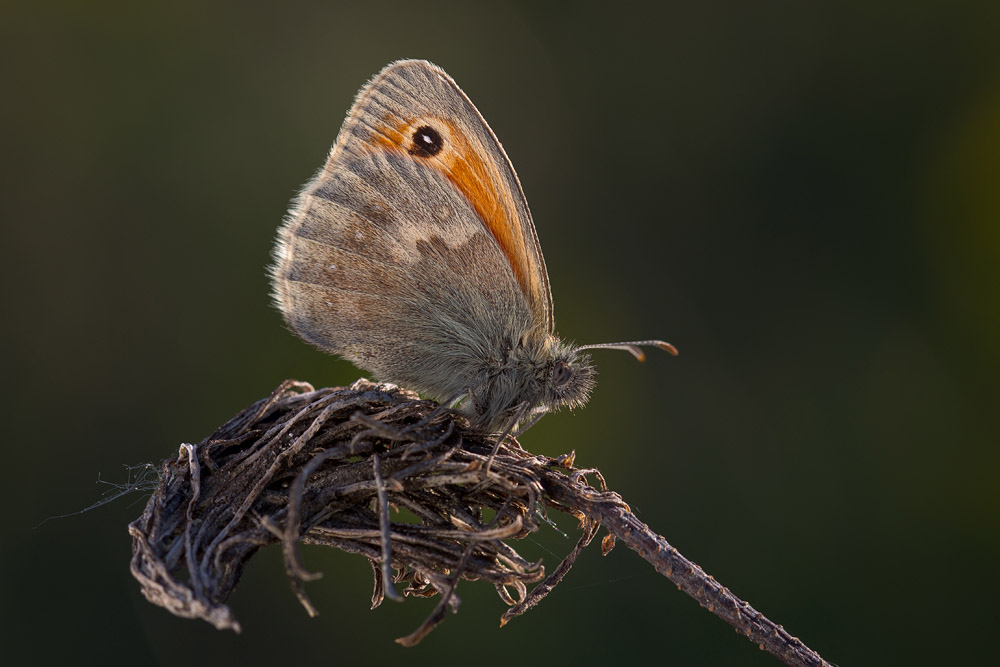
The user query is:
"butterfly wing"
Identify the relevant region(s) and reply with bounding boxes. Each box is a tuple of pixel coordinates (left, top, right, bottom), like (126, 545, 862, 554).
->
(271, 60, 553, 401)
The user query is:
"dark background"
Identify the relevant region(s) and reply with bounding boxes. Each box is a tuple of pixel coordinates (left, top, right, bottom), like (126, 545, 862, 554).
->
(3, 1, 998, 665)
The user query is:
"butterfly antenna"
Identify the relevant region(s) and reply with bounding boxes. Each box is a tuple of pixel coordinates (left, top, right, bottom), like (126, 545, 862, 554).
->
(575, 340, 678, 363)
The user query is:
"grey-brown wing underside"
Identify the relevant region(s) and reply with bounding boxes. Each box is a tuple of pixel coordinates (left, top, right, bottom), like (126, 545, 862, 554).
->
(272, 130, 536, 402)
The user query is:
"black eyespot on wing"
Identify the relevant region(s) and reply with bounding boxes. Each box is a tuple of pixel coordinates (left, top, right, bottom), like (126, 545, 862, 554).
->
(552, 360, 573, 387)
(409, 126, 443, 157)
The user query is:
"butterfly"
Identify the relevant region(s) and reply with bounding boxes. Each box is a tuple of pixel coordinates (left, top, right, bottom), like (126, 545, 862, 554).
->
(271, 59, 675, 435)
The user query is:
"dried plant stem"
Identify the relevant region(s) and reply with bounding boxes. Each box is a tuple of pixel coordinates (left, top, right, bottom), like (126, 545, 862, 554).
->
(129, 379, 833, 666)
(540, 476, 831, 666)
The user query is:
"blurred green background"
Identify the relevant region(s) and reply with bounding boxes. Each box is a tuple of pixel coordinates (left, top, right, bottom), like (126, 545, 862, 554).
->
(3, 1, 998, 664)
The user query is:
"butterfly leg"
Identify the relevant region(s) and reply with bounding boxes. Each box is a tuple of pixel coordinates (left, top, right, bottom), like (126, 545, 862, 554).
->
(512, 406, 549, 438)
(438, 388, 471, 411)
(403, 388, 470, 435)
(483, 401, 530, 477)
(350, 387, 469, 443)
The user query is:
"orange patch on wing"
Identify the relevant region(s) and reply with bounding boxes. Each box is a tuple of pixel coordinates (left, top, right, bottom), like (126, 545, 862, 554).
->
(438, 120, 534, 295)
(369, 115, 540, 310)
(369, 118, 408, 152)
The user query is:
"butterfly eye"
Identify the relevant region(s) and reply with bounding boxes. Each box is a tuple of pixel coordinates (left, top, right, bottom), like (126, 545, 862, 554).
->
(552, 360, 573, 387)
(409, 126, 444, 158)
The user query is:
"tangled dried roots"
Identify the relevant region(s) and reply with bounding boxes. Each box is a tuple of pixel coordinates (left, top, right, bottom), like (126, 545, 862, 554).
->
(128, 379, 602, 644)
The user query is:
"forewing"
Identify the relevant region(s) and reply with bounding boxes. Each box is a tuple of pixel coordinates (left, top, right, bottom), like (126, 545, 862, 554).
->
(337, 59, 552, 329)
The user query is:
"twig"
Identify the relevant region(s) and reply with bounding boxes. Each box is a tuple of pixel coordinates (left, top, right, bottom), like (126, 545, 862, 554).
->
(128, 379, 833, 666)
(372, 450, 403, 602)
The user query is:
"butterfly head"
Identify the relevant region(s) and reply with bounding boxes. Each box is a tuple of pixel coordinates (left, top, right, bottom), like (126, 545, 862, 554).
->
(516, 337, 678, 432)
(540, 340, 597, 414)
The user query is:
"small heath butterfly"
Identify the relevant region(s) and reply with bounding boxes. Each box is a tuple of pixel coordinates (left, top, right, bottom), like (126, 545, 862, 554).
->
(271, 60, 676, 434)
